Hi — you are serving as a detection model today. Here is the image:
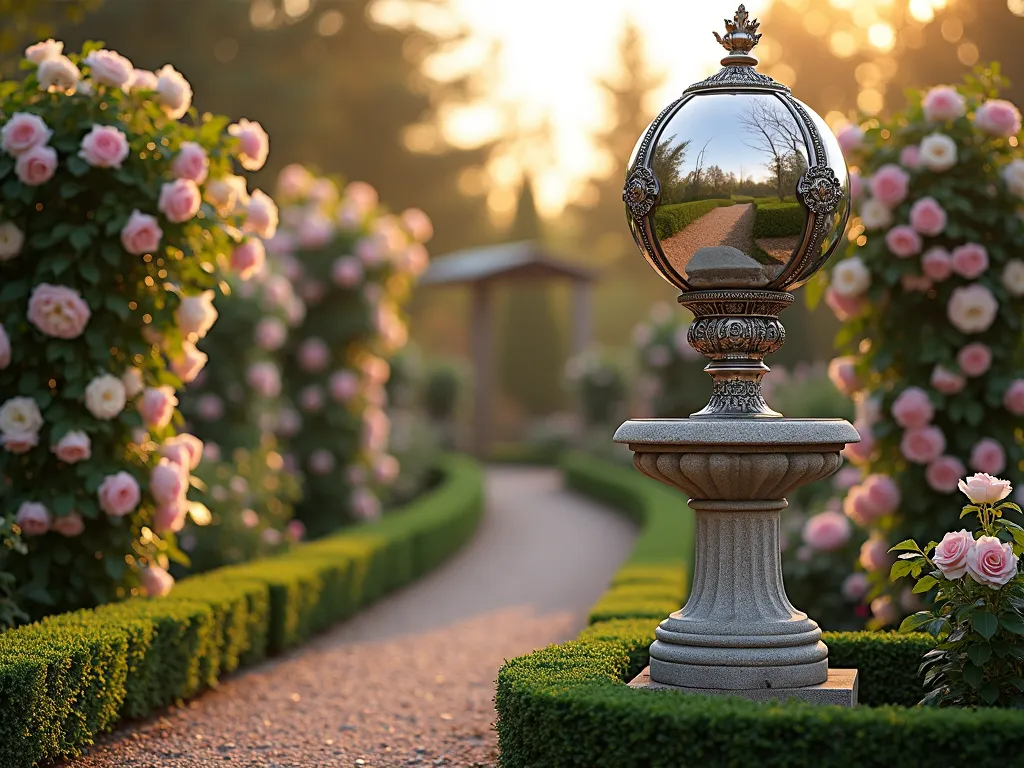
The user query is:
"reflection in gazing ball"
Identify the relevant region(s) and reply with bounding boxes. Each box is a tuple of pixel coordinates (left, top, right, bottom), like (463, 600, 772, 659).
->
(623, 22, 850, 294)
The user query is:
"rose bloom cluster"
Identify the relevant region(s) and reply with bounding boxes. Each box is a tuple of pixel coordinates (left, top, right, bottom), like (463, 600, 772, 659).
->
(629, 302, 706, 419)
(267, 165, 430, 531)
(822, 75, 1024, 627)
(0, 40, 278, 610)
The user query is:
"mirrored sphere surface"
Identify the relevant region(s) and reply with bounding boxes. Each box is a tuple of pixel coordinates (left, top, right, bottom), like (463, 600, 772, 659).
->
(626, 90, 849, 293)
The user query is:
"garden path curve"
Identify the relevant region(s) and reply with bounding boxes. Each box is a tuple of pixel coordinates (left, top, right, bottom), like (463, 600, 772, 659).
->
(60, 465, 637, 768)
(660, 201, 755, 272)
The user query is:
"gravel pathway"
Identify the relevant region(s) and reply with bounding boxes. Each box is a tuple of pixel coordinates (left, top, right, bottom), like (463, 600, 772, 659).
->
(660, 202, 756, 275)
(60, 466, 637, 768)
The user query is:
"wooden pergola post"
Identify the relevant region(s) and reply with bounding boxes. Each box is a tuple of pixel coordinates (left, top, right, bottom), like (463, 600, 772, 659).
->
(571, 279, 591, 359)
(471, 280, 493, 457)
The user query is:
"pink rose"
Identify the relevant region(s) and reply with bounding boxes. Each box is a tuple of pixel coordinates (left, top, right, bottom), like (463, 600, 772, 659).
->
(885, 225, 922, 258)
(400, 208, 433, 243)
(24, 39, 62, 65)
(361, 356, 390, 385)
(350, 487, 381, 521)
(1004, 380, 1024, 415)
(841, 572, 870, 602)
(859, 535, 894, 573)
(169, 340, 207, 383)
(139, 565, 175, 597)
(254, 317, 287, 351)
(849, 171, 864, 201)
(825, 287, 867, 321)
(1, 112, 52, 155)
(15, 143, 57, 185)
(923, 86, 967, 123)
(160, 433, 203, 470)
(843, 485, 881, 526)
(52, 430, 91, 463)
(931, 365, 965, 395)
(0, 324, 10, 369)
(951, 243, 989, 280)
(2, 431, 37, 453)
(974, 99, 1022, 138)
(959, 472, 1013, 504)
(169, 141, 209, 184)
(927, 456, 967, 494)
(98, 471, 141, 517)
(969, 438, 1006, 475)
(308, 449, 335, 475)
(197, 393, 224, 421)
(373, 454, 401, 484)
(891, 387, 934, 429)
(871, 596, 898, 626)
(298, 338, 330, 372)
(15, 501, 51, 536)
(120, 210, 163, 255)
(129, 68, 158, 90)
(908, 197, 946, 237)
(862, 474, 901, 516)
(332, 256, 364, 288)
(286, 519, 306, 542)
(82, 49, 133, 88)
(921, 247, 953, 281)
(397, 243, 429, 276)
(329, 370, 360, 402)
(27, 283, 90, 339)
(967, 536, 1017, 588)
(900, 426, 946, 465)
(243, 189, 278, 239)
(834, 466, 861, 490)
(836, 124, 863, 156)
(150, 458, 187, 506)
(297, 213, 334, 249)
(956, 342, 992, 378)
(299, 385, 325, 412)
(899, 145, 921, 169)
(934, 529, 973, 579)
(158, 179, 201, 224)
(51, 512, 85, 537)
(827, 356, 860, 396)
(155, 64, 192, 119)
(227, 118, 269, 171)
(153, 498, 187, 533)
(230, 238, 265, 280)
(868, 164, 910, 208)
(78, 124, 129, 168)
(246, 361, 281, 398)
(138, 386, 177, 429)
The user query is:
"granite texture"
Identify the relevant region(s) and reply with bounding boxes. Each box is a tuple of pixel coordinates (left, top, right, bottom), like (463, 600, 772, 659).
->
(614, 418, 860, 448)
(628, 666, 859, 707)
(685, 245, 771, 289)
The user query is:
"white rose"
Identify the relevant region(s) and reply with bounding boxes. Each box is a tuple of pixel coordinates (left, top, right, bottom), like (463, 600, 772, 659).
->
(84, 374, 127, 420)
(1003, 159, 1024, 199)
(175, 290, 218, 339)
(947, 284, 999, 335)
(0, 396, 43, 436)
(25, 39, 63, 65)
(121, 367, 145, 398)
(154, 64, 192, 119)
(37, 55, 81, 93)
(858, 197, 892, 231)
(919, 133, 958, 172)
(204, 174, 249, 213)
(0, 222, 24, 261)
(831, 257, 871, 298)
(242, 189, 279, 239)
(1002, 259, 1024, 297)
(82, 49, 134, 89)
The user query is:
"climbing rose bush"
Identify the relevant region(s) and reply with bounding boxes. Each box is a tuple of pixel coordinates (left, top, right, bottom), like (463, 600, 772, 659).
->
(892, 473, 1024, 707)
(819, 66, 1024, 626)
(270, 165, 430, 536)
(0, 40, 276, 616)
(630, 302, 706, 418)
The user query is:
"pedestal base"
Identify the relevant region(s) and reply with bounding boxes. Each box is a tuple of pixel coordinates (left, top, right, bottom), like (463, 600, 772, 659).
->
(628, 665, 859, 707)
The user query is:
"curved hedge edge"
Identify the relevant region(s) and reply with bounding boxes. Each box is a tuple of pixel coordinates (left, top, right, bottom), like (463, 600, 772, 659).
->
(0, 454, 484, 768)
(493, 453, 972, 768)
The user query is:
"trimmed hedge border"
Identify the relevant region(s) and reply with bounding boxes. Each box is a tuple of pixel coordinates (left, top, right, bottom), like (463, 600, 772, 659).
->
(494, 453, 1021, 768)
(653, 199, 735, 240)
(0, 454, 483, 768)
(753, 201, 805, 238)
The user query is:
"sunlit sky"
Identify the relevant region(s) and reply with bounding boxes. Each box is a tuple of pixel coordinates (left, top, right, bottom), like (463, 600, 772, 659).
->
(378, 0, 986, 217)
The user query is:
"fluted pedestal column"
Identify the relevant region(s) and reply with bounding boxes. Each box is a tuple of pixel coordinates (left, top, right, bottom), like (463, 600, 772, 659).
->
(615, 418, 859, 697)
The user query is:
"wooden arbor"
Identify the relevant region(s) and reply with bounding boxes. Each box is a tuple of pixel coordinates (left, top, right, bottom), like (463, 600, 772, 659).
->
(420, 240, 596, 456)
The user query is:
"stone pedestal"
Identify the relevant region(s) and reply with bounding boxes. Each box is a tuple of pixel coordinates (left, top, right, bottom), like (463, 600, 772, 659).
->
(614, 418, 859, 699)
(628, 666, 859, 707)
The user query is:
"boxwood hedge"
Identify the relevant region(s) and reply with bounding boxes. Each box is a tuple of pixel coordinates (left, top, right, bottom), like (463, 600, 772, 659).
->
(0, 453, 483, 768)
(753, 201, 806, 238)
(494, 453, 1019, 768)
(653, 199, 735, 240)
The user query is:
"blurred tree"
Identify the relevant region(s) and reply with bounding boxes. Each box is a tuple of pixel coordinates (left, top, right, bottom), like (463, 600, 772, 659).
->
(758, 0, 1024, 120)
(41, 0, 496, 255)
(0, 0, 101, 68)
(497, 177, 567, 418)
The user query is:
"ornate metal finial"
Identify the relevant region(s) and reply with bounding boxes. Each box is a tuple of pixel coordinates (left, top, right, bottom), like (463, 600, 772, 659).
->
(713, 4, 762, 61)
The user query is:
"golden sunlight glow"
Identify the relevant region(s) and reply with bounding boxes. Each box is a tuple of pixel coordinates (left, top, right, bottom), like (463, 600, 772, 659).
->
(957, 42, 980, 66)
(830, 31, 858, 58)
(908, 0, 935, 23)
(858, 88, 885, 114)
(1011, 0, 1024, 17)
(868, 23, 896, 51)
(941, 17, 964, 42)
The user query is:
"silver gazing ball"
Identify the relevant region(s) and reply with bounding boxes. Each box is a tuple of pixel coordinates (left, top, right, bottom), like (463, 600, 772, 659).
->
(623, 5, 850, 294)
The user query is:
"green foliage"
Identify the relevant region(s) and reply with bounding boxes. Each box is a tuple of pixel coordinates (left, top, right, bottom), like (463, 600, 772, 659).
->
(422, 359, 464, 423)
(494, 454, 1019, 767)
(819, 67, 1024, 624)
(891, 497, 1024, 707)
(0, 454, 483, 767)
(565, 349, 628, 429)
(753, 201, 805, 238)
(0, 43, 263, 618)
(0, 514, 27, 627)
(652, 198, 734, 240)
